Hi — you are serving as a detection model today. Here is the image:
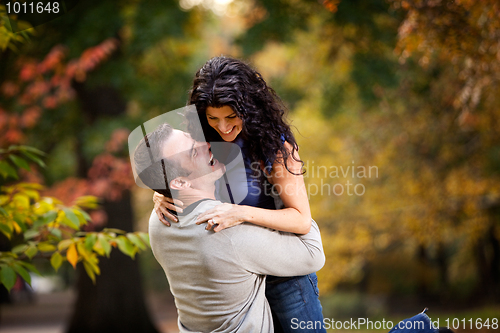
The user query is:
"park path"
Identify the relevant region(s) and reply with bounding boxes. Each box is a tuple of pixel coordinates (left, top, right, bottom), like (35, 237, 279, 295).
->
(0, 290, 179, 333)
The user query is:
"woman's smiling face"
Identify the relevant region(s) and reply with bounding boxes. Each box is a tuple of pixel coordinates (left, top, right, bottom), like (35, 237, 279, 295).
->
(205, 105, 243, 142)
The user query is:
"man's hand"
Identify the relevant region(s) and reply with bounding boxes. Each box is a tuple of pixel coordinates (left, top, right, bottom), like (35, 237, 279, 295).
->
(153, 192, 184, 226)
(195, 203, 247, 232)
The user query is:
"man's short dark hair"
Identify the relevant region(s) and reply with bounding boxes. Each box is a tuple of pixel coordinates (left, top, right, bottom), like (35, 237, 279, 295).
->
(133, 123, 190, 199)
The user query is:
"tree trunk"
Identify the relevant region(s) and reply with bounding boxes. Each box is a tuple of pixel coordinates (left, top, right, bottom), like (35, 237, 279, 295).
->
(416, 243, 429, 297)
(66, 191, 158, 333)
(66, 82, 158, 333)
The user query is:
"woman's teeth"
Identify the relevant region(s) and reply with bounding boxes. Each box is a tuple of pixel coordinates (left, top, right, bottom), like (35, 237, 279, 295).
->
(222, 127, 233, 134)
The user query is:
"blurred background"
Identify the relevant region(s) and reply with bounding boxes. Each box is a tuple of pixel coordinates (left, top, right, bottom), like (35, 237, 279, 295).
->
(0, 0, 499, 332)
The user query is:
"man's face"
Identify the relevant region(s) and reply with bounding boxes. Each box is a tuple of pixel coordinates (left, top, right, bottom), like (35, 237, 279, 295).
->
(162, 129, 225, 185)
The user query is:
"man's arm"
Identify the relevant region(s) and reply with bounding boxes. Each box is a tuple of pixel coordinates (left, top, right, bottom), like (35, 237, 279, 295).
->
(228, 219, 325, 277)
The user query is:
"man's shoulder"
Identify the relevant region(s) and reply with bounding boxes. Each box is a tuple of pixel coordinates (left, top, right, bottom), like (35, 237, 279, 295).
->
(191, 199, 223, 212)
(180, 199, 223, 220)
(148, 199, 223, 230)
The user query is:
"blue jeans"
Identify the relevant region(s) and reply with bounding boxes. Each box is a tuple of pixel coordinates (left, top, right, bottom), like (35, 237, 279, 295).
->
(266, 273, 326, 333)
(389, 311, 438, 333)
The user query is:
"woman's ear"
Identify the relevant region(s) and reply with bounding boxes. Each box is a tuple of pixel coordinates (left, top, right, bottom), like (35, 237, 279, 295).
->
(169, 177, 191, 190)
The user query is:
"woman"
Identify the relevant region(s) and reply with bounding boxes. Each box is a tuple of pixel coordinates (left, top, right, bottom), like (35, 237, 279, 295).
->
(154, 56, 325, 333)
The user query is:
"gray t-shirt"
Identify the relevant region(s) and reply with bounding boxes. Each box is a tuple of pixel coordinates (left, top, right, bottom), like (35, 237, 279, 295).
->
(149, 199, 325, 333)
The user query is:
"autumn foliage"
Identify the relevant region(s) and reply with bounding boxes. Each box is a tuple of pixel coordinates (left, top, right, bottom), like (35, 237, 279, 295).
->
(0, 38, 119, 147)
(0, 38, 146, 290)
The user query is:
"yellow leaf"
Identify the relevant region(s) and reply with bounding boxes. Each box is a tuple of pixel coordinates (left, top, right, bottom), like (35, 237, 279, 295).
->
(83, 261, 96, 284)
(57, 239, 73, 251)
(92, 240, 105, 256)
(13, 194, 30, 209)
(76, 242, 89, 260)
(12, 222, 21, 234)
(38, 242, 57, 252)
(50, 252, 63, 272)
(67, 243, 78, 269)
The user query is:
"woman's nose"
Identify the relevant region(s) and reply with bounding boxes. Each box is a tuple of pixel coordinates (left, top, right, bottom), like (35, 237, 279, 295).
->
(218, 120, 229, 131)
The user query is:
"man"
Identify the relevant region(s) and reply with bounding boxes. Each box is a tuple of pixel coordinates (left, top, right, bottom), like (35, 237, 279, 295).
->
(133, 123, 325, 333)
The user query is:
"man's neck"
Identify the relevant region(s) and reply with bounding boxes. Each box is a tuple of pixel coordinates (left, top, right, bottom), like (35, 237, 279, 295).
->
(177, 186, 216, 208)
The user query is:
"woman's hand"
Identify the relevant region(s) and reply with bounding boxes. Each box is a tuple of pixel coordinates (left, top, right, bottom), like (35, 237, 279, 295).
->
(153, 192, 184, 226)
(195, 203, 247, 232)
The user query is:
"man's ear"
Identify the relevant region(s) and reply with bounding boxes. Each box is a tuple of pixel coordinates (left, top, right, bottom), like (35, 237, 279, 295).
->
(169, 177, 191, 190)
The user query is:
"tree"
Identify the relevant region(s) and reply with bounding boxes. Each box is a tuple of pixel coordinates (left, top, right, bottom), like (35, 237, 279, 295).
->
(0, 15, 160, 330)
(0, 145, 151, 290)
(234, 0, 500, 303)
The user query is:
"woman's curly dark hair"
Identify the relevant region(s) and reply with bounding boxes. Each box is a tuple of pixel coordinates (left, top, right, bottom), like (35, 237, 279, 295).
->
(187, 56, 303, 175)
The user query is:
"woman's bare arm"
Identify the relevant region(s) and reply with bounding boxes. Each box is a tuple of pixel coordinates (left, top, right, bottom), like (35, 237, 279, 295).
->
(196, 142, 312, 234)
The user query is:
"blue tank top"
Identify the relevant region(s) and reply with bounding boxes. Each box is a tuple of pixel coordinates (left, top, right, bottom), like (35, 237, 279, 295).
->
(217, 137, 277, 209)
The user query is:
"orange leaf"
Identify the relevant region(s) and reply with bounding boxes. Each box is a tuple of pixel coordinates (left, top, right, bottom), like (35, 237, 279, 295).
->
(67, 243, 78, 269)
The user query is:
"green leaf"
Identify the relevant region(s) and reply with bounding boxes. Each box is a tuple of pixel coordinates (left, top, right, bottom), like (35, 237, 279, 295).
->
(25, 245, 38, 259)
(126, 233, 146, 251)
(34, 211, 58, 228)
(0, 160, 18, 179)
(116, 236, 137, 259)
(43, 211, 57, 223)
(49, 228, 62, 239)
(16, 145, 46, 156)
(74, 211, 87, 227)
(24, 229, 40, 240)
(17, 261, 41, 275)
(11, 244, 28, 254)
(12, 263, 31, 286)
(138, 232, 150, 246)
(62, 208, 80, 229)
(50, 252, 63, 272)
(98, 234, 111, 257)
(92, 240, 105, 256)
(84, 233, 97, 251)
(0, 207, 7, 216)
(20, 150, 46, 168)
(9, 155, 31, 171)
(60, 216, 79, 230)
(0, 266, 16, 291)
(74, 207, 91, 221)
